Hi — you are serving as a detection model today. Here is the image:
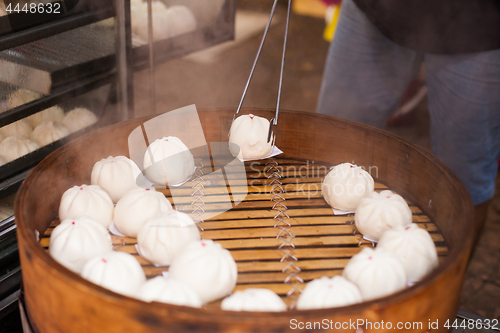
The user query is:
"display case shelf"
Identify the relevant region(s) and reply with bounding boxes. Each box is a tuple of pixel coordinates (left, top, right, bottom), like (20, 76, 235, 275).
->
(0, 71, 114, 127)
(0, 0, 114, 51)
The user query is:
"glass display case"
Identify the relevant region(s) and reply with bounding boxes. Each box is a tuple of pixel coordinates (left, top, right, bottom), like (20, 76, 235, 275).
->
(0, 0, 235, 330)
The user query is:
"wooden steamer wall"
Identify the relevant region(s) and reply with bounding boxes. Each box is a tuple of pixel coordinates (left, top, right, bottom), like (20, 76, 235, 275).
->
(15, 109, 476, 333)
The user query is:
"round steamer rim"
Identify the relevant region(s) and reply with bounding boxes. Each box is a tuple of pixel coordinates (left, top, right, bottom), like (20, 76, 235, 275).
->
(40, 160, 448, 312)
(14, 108, 475, 324)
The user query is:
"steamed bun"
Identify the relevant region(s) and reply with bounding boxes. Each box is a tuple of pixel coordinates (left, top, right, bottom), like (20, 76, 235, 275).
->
(0, 135, 39, 162)
(228, 114, 273, 160)
(377, 223, 438, 283)
(0, 118, 33, 138)
(322, 163, 374, 211)
(6, 89, 41, 109)
(343, 247, 406, 301)
(62, 107, 98, 133)
(27, 106, 65, 128)
(354, 190, 412, 242)
(31, 121, 70, 146)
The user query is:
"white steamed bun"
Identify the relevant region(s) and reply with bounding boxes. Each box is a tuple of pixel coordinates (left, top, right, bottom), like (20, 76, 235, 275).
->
(27, 106, 65, 128)
(91, 156, 142, 203)
(143, 136, 195, 186)
(114, 187, 173, 237)
(137, 210, 200, 266)
(62, 107, 98, 133)
(132, 1, 169, 41)
(31, 121, 70, 146)
(136, 276, 202, 307)
(321, 163, 374, 211)
(229, 114, 273, 160)
(132, 3, 197, 41)
(164, 6, 197, 36)
(296, 276, 362, 310)
(343, 247, 406, 301)
(0, 135, 39, 162)
(355, 190, 412, 241)
(169, 240, 237, 304)
(81, 251, 146, 297)
(59, 184, 114, 229)
(49, 217, 112, 273)
(377, 223, 438, 284)
(6, 89, 41, 109)
(0, 118, 33, 138)
(221, 288, 287, 312)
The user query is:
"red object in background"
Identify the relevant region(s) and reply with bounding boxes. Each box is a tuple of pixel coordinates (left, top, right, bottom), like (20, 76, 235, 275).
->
(321, 0, 342, 5)
(387, 79, 426, 127)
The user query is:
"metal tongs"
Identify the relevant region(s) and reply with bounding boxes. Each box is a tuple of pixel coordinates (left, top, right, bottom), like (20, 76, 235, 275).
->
(230, 0, 292, 146)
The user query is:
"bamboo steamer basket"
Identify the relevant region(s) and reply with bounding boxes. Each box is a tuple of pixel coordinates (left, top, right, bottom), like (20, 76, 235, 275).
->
(15, 109, 476, 333)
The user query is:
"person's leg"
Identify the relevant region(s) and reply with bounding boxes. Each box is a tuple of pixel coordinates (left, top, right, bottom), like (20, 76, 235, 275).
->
(425, 50, 500, 209)
(317, 0, 423, 129)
